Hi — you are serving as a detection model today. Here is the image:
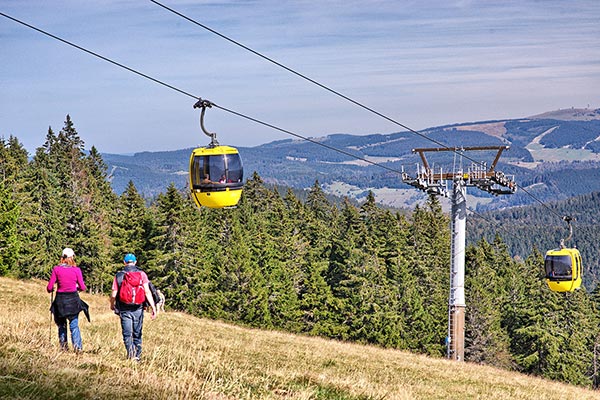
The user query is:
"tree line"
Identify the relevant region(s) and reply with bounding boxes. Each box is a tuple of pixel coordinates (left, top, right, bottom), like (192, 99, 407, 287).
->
(2, 116, 600, 388)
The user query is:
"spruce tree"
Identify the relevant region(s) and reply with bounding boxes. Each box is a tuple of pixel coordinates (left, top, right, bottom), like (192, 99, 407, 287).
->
(279, 190, 337, 336)
(0, 136, 29, 186)
(326, 199, 368, 340)
(145, 183, 190, 308)
(112, 181, 150, 263)
(0, 180, 19, 275)
(507, 250, 597, 386)
(18, 129, 64, 278)
(465, 239, 513, 368)
(48, 117, 113, 291)
(0, 136, 28, 276)
(409, 196, 450, 356)
(251, 185, 303, 331)
(360, 198, 413, 348)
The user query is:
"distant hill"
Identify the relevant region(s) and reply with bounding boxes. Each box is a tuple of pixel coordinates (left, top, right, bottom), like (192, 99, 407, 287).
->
(528, 107, 600, 121)
(103, 107, 600, 210)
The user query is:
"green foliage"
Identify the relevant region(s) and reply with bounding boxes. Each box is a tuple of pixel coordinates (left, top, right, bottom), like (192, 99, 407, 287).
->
(0, 136, 27, 276)
(409, 196, 450, 355)
(468, 191, 600, 288)
(465, 238, 515, 368)
(17, 128, 64, 278)
(0, 180, 19, 275)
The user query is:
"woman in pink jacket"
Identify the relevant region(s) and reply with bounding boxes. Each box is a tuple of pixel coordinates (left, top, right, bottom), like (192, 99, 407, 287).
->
(47, 248, 87, 352)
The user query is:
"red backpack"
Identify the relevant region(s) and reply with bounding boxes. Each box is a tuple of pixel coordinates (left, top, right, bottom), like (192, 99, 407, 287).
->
(118, 271, 146, 305)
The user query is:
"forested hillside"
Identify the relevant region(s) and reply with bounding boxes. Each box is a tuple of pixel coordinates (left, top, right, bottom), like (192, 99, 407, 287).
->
(2, 116, 600, 389)
(467, 191, 600, 288)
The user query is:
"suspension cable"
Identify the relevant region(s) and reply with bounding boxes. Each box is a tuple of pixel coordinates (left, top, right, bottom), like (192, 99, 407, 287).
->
(512, 182, 568, 222)
(149, 0, 490, 168)
(0, 12, 197, 100)
(0, 12, 403, 176)
(0, 11, 574, 225)
(149, 1, 580, 225)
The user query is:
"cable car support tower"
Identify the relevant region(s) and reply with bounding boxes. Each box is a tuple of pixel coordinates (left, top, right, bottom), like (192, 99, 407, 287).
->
(402, 146, 516, 361)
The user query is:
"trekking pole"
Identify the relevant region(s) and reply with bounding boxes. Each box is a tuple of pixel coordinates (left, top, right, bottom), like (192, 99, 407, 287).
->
(49, 289, 54, 343)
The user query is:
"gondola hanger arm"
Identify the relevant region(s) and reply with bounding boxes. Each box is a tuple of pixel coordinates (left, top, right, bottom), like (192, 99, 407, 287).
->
(194, 98, 219, 147)
(560, 215, 573, 248)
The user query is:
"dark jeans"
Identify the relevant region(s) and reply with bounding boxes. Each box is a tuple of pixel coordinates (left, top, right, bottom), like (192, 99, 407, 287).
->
(119, 307, 144, 359)
(55, 314, 82, 351)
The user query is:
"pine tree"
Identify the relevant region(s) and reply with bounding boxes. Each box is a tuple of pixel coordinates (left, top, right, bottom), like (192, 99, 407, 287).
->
(18, 129, 64, 278)
(0, 180, 19, 275)
(0, 136, 28, 276)
(112, 181, 150, 262)
(145, 183, 190, 308)
(507, 250, 597, 386)
(409, 196, 450, 356)
(464, 238, 513, 368)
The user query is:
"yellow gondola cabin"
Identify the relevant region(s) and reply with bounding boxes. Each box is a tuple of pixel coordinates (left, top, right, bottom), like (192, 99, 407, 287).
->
(189, 146, 243, 208)
(544, 247, 582, 292)
(188, 98, 244, 209)
(543, 216, 582, 292)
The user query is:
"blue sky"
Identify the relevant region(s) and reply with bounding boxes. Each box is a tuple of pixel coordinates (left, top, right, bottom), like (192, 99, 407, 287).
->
(1, 0, 599, 154)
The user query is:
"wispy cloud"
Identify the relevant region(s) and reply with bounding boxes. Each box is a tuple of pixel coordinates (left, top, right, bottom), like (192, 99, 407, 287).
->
(1, 0, 599, 153)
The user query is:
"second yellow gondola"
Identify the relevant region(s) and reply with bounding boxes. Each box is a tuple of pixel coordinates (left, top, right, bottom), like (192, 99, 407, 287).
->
(543, 216, 582, 292)
(544, 247, 582, 292)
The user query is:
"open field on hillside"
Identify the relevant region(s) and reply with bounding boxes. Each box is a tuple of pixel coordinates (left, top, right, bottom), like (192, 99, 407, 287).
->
(526, 143, 600, 163)
(1, 277, 599, 400)
(322, 182, 494, 212)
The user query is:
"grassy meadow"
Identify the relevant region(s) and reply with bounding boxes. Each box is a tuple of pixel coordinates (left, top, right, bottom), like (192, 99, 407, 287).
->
(1, 277, 599, 400)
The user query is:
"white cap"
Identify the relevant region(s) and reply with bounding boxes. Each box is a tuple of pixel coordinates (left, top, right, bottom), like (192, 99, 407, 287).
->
(62, 248, 75, 258)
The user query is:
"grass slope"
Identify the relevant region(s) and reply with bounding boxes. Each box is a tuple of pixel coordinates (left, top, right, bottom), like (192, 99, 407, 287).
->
(1, 277, 598, 400)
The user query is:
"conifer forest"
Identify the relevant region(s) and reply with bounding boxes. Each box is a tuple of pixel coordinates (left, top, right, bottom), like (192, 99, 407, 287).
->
(2, 116, 600, 389)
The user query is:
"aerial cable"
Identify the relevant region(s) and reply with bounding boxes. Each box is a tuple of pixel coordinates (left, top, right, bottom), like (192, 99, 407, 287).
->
(0, 12, 403, 176)
(465, 206, 522, 238)
(468, 193, 574, 246)
(0, 12, 197, 100)
(0, 11, 576, 226)
(210, 102, 403, 174)
(149, 0, 488, 168)
(512, 182, 567, 222)
(150, 1, 581, 227)
(466, 207, 502, 230)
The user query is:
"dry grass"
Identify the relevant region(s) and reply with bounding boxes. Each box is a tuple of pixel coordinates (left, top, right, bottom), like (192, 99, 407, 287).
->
(1, 277, 599, 400)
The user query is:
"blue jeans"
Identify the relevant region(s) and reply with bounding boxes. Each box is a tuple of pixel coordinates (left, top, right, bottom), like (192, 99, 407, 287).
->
(56, 315, 82, 351)
(119, 307, 144, 359)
